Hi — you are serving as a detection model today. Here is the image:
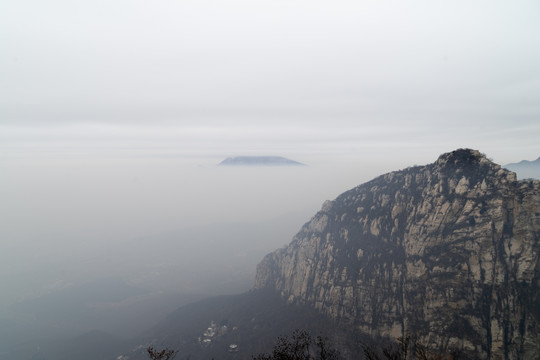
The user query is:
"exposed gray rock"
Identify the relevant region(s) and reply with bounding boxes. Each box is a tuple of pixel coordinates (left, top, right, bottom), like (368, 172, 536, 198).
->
(255, 149, 540, 359)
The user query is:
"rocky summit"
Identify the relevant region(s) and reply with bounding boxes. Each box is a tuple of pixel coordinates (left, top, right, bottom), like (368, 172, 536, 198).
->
(255, 149, 540, 359)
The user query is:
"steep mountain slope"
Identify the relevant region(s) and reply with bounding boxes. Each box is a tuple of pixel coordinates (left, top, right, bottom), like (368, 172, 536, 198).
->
(255, 149, 540, 359)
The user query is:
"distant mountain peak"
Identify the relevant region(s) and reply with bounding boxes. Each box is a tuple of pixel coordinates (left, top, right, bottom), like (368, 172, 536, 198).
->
(504, 155, 540, 179)
(510, 156, 540, 166)
(218, 156, 305, 166)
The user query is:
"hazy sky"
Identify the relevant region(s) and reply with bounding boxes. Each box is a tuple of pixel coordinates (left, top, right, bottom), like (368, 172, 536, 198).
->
(1, 0, 540, 162)
(1, 1, 540, 304)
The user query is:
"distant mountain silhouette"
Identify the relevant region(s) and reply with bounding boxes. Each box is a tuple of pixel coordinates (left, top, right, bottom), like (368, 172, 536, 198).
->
(218, 156, 305, 166)
(504, 156, 540, 179)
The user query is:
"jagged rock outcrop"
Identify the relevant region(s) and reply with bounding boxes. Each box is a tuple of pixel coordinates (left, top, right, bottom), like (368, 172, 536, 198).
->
(255, 149, 540, 359)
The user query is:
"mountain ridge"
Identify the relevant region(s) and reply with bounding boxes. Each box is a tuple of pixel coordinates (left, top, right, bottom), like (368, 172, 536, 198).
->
(504, 156, 540, 180)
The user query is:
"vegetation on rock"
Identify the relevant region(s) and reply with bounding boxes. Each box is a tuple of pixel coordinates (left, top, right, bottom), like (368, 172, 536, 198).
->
(252, 329, 342, 360)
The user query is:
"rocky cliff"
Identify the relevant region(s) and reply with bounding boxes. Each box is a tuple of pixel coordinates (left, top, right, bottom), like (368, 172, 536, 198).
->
(254, 149, 540, 359)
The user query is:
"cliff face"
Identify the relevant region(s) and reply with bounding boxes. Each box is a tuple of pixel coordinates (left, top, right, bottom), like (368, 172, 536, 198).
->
(254, 149, 540, 359)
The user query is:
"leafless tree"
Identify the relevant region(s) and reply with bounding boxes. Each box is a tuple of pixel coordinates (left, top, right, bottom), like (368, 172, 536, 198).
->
(253, 329, 341, 360)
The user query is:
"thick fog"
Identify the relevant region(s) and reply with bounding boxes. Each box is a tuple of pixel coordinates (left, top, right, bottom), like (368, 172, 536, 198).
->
(1, 0, 540, 354)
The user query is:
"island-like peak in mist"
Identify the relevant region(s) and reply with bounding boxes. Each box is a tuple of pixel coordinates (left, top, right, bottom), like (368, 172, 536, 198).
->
(218, 156, 305, 166)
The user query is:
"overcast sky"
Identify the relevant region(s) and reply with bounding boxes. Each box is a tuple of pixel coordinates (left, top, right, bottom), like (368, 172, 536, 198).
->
(1, 0, 540, 164)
